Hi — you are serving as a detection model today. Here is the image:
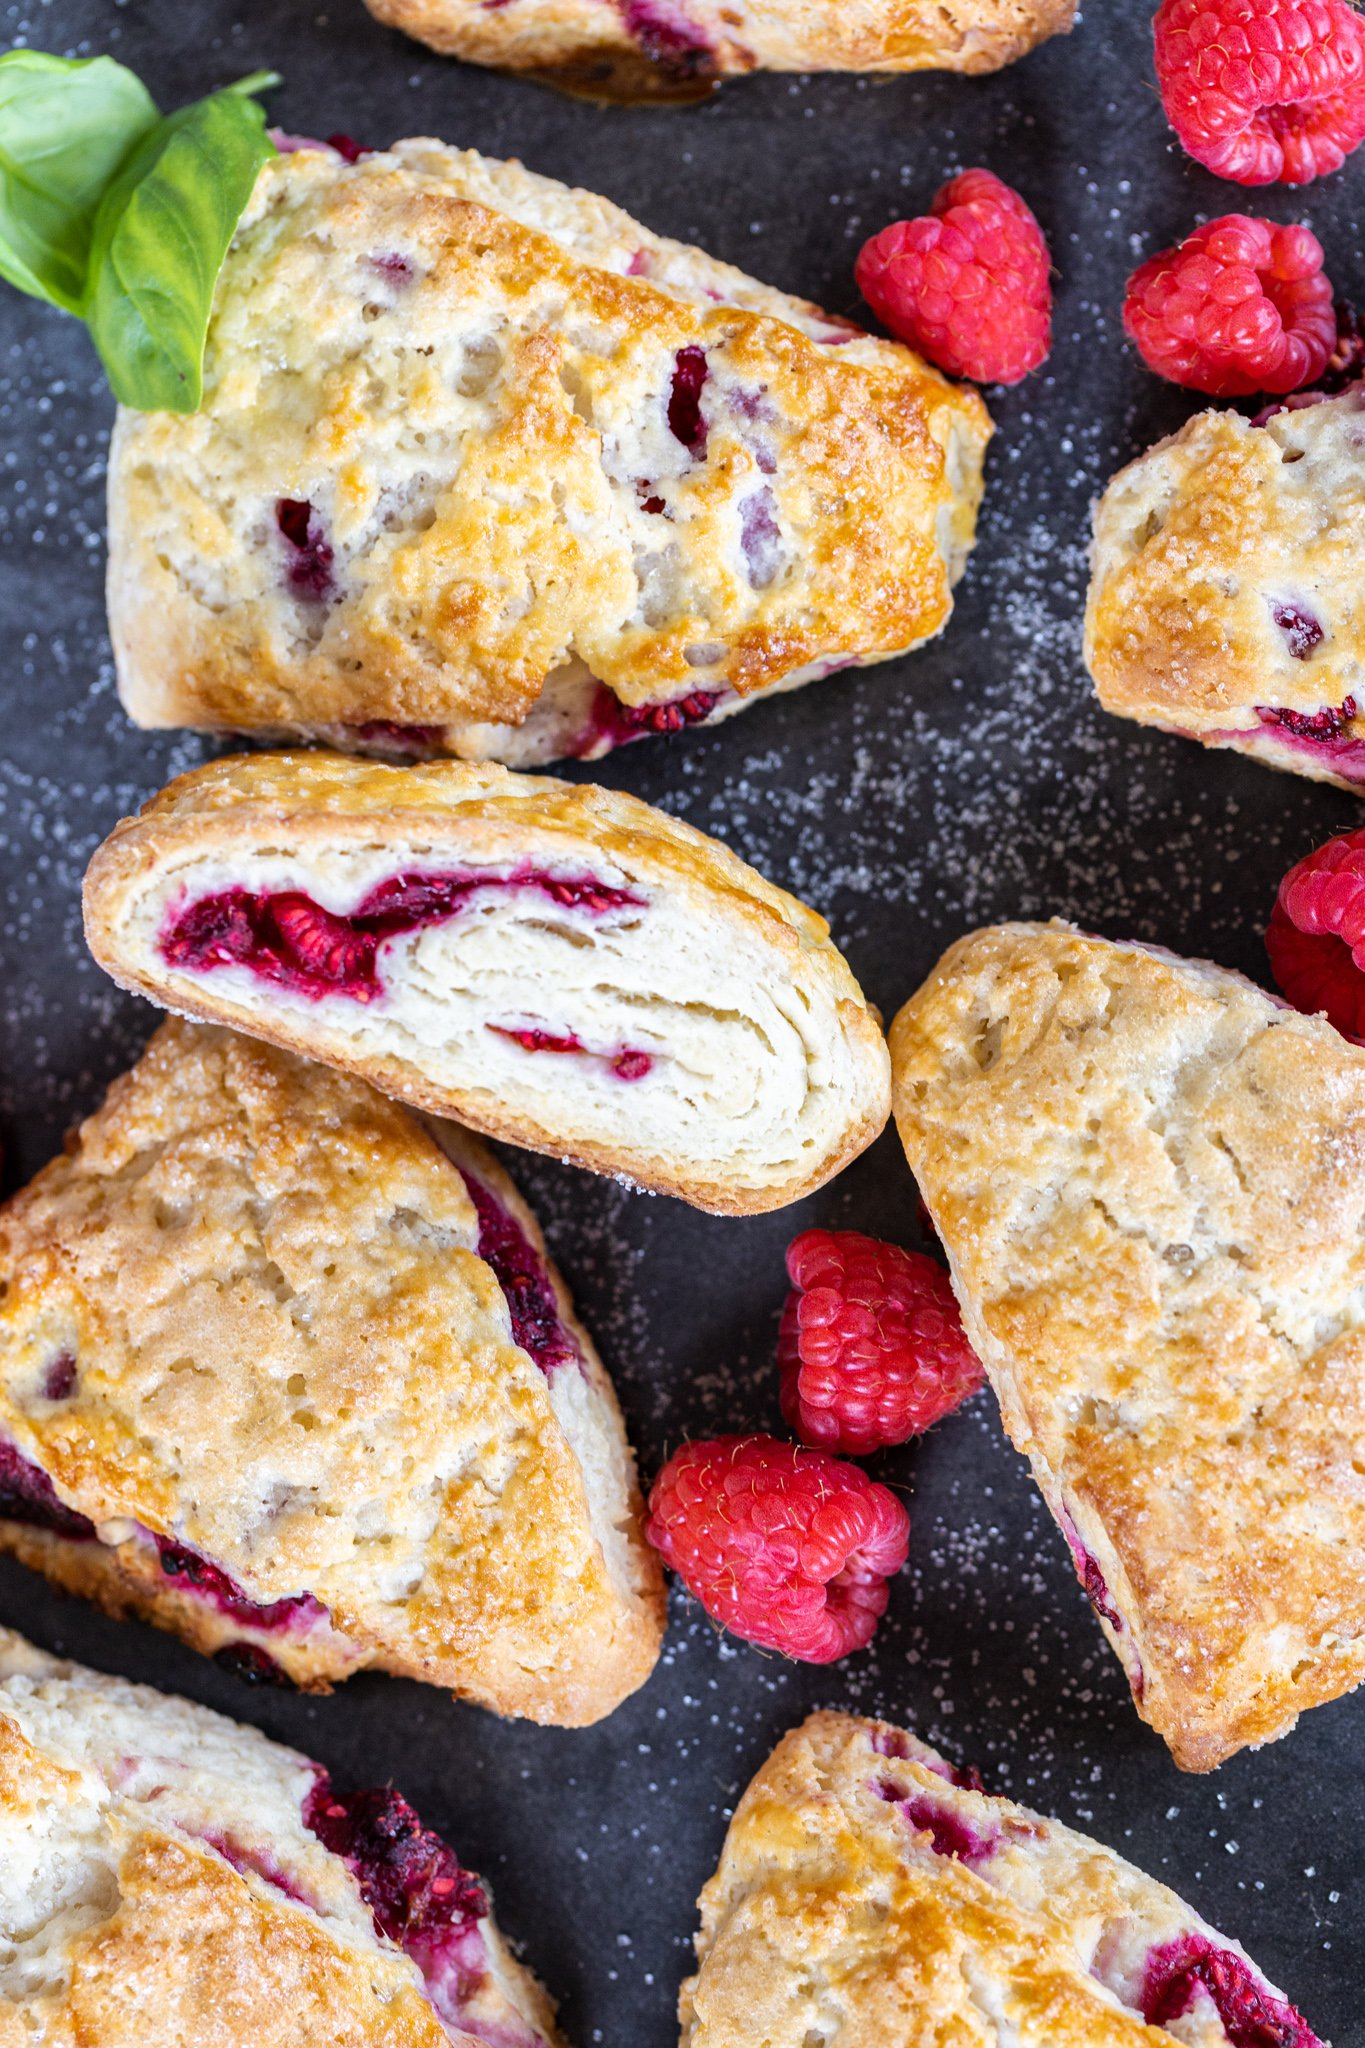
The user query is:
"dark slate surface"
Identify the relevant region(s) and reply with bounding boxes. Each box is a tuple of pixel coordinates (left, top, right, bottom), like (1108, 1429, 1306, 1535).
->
(0, 1, 1361, 2039)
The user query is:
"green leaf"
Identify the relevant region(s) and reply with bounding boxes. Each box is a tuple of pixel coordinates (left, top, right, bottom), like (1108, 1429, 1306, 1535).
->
(84, 83, 276, 413)
(0, 52, 159, 314)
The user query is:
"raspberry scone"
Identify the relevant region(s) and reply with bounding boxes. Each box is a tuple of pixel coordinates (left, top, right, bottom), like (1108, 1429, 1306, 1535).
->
(81, 754, 892, 1215)
(359, 1, 1075, 100)
(681, 1711, 1324, 2046)
(0, 1018, 664, 1722)
(891, 921, 1365, 1771)
(0, 1627, 561, 2048)
(106, 137, 992, 768)
(1085, 387, 1365, 790)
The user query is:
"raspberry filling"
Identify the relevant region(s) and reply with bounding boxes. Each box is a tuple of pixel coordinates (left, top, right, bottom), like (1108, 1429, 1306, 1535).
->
(617, 0, 717, 81)
(739, 488, 782, 589)
(154, 1539, 324, 1633)
(304, 1780, 498, 2039)
(42, 1352, 77, 1402)
(1140, 1934, 1321, 2048)
(347, 721, 444, 752)
(487, 1024, 653, 1082)
(1259, 697, 1354, 741)
(453, 1164, 582, 1378)
(159, 867, 645, 1005)
(586, 682, 721, 751)
(868, 1728, 986, 1791)
(0, 1438, 325, 1645)
(276, 498, 336, 602)
(326, 133, 371, 163)
(874, 1779, 999, 1867)
(668, 345, 709, 454)
(1269, 602, 1326, 659)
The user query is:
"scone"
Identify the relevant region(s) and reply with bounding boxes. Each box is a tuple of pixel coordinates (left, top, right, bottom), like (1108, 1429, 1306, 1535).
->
(891, 921, 1365, 1770)
(107, 136, 992, 768)
(0, 1627, 560, 2048)
(81, 754, 893, 1215)
(0, 1017, 664, 1724)
(1085, 387, 1365, 791)
(681, 1710, 1324, 2046)
(359, 0, 1075, 100)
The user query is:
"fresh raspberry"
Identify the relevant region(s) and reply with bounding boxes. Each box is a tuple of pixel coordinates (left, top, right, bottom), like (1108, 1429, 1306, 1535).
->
(1154, 0, 1365, 185)
(778, 1230, 985, 1457)
(1265, 826, 1365, 1038)
(645, 1434, 909, 1662)
(1122, 215, 1336, 395)
(854, 169, 1052, 385)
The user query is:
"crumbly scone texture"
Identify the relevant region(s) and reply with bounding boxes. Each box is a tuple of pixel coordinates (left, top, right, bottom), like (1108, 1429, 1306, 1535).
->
(362, 0, 1074, 96)
(891, 921, 1365, 1770)
(0, 1628, 561, 2048)
(1085, 390, 1365, 791)
(107, 138, 990, 761)
(0, 1016, 663, 1724)
(681, 1710, 1316, 2046)
(81, 753, 893, 1215)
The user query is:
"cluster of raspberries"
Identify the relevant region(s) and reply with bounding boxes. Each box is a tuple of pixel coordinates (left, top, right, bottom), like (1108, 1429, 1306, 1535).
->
(646, 1231, 985, 1662)
(853, 0, 1362, 397)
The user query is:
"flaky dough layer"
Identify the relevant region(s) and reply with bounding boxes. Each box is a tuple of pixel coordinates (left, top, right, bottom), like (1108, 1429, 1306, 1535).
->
(82, 754, 892, 1214)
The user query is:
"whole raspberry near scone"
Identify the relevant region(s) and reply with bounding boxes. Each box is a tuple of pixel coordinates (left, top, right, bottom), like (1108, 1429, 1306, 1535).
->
(1266, 827, 1365, 1038)
(646, 1434, 909, 1662)
(854, 169, 1052, 385)
(1123, 214, 1336, 394)
(778, 1229, 985, 1457)
(1154, 0, 1365, 185)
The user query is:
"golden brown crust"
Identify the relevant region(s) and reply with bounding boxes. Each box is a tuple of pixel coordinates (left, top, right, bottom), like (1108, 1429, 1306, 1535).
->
(681, 1710, 1312, 2045)
(362, 0, 1074, 96)
(891, 921, 1365, 1770)
(1085, 392, 1365, 792)
(81, 753, 892, 1215)
(0, 1018, 663, 1724)
(0, 1633, 561, 2048)
(107, 139, 990, 765)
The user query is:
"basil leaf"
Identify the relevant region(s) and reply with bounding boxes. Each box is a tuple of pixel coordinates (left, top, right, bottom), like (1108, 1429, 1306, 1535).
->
(84, 81, 276, 413)
(0, 52, 158, 314)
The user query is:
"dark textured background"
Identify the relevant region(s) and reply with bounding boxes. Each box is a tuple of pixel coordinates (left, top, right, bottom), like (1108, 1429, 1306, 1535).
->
(0, 0, 1362, 2038)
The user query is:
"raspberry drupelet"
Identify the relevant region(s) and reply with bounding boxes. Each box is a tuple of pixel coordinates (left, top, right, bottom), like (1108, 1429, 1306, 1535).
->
(1154, 0, 1365, 185)
(1266, 826, 1365, 1039)
(778, 1229, 985, 1457)
(1123, 214, 1336, 395)
(854, 169, 1052, 386)
(646, 1435, 909, 1662)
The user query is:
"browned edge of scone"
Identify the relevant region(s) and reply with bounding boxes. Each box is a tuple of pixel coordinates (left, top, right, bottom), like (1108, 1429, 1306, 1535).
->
(79, 756, 893, 1217)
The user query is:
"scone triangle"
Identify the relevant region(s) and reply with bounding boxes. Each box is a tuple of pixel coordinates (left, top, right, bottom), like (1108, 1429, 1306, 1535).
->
(892, 919, 1365, 1769)
(81, 752, 891, 1213)
(0, 1626, 561, 2046)
(683, 1711, 1323, 2045)
(0, 1019, 663, 1724)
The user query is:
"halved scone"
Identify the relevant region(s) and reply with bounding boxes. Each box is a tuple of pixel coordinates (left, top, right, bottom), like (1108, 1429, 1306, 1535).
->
(107, 136, 992, 766)
(82, 753, 892, 1215)
(0, 1017, 663, 1724)
(1085, 388, 1365, 791)
(891, 920, 1365, 1769)
(682, 1710, 1324, 2045)
(359, 0, 1076, 100)
(0, 1627, 561, 2047)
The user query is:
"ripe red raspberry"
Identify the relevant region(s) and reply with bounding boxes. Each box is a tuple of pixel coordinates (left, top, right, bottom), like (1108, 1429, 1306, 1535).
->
(854, 169, 1052, 385)
(778, 1230, 985, 1457)
(645, 1435, 909, 1662)
(1154, 0, 1365, 185)
(1266, 827, 1365, 1038)
(1123, 214, 1336, 395)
